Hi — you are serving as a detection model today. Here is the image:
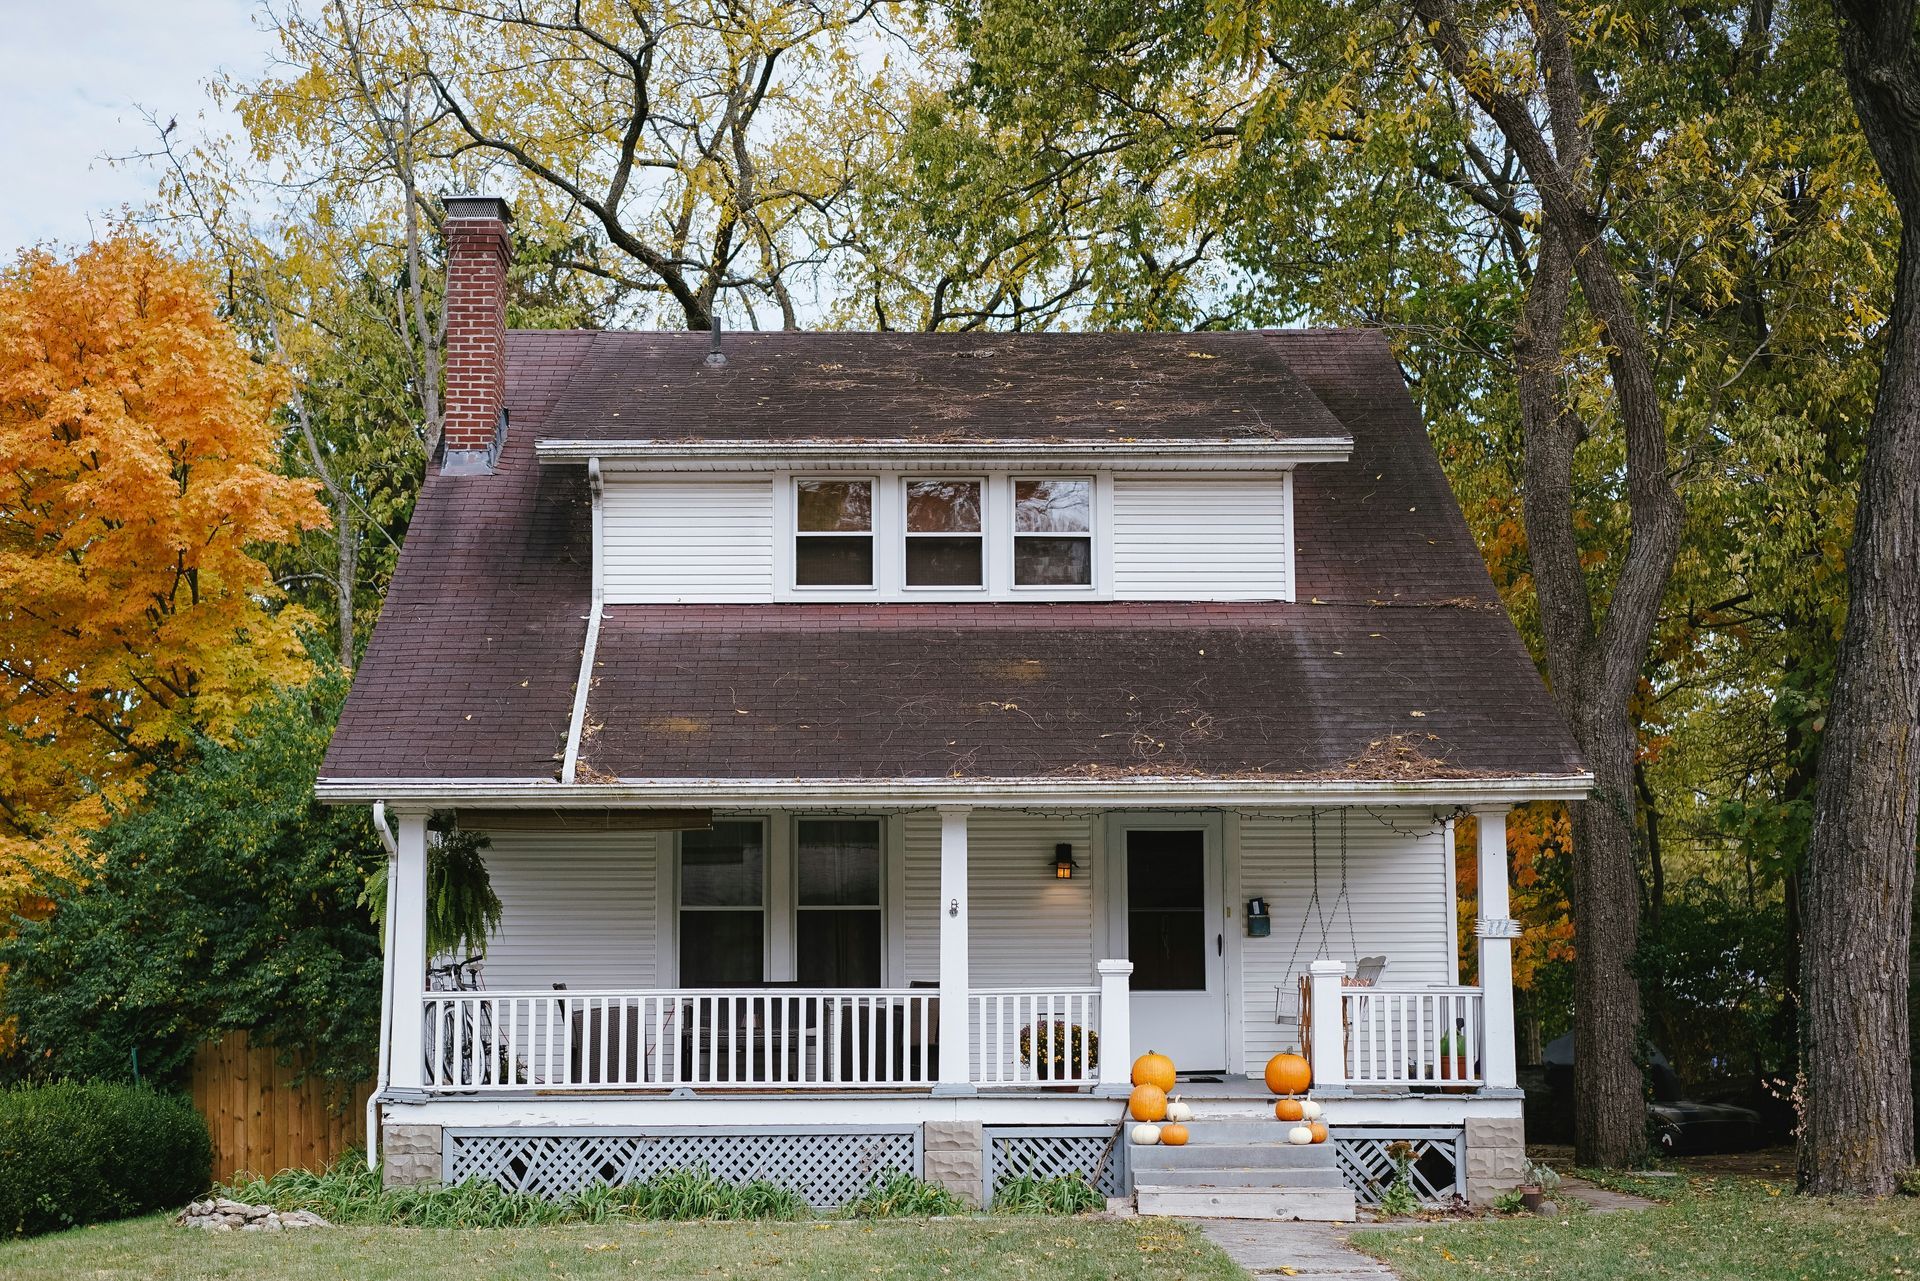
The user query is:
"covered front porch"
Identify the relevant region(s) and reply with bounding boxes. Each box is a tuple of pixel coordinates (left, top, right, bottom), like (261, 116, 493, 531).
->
(375, 800, 1524, 1103)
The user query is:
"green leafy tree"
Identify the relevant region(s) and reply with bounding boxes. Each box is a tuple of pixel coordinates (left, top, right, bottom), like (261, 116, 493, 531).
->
(0, 670, 384, 1089)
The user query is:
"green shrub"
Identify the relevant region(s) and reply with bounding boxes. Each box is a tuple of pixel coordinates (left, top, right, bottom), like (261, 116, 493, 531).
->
(845, 1172, 967, 1217)
(990, 1172, 1104, 1215)
(230, 1157, 807, 1226)
(0, 1082, 212, 1238)
(1490, 1188, 1527, 1214)
(1899, 1168, 1920, 1198)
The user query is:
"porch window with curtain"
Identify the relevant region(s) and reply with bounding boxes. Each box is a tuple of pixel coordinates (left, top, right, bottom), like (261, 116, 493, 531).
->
(796, 818, 882, 986)
(678, 820, 766, 984)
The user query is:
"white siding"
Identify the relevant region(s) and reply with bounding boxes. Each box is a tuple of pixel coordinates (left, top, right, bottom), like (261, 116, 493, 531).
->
(901, 812, 1098, 988)
(479, 830, 661, 990)
(1235, 810, 1454, 1065)
(1111, 476, 1290, 600)
(603, 477, 774, 603)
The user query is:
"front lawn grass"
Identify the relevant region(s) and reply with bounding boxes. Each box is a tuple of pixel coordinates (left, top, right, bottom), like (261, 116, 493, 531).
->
(0, 1213, 1243, 1281)
(1355, 1174, 1920, 1281)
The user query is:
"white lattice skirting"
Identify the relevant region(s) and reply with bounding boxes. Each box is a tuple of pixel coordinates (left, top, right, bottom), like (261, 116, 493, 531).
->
(444, 1128, 920, 1206)
(985, 1126, 1127, 1199)
(1333, 1127, 1465, 1205)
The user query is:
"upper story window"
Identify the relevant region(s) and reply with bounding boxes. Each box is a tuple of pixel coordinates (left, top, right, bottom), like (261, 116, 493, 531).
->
(794, 478, 873, 586)
(904, 479, 984, 588)
(1013, 478, 1093, 587)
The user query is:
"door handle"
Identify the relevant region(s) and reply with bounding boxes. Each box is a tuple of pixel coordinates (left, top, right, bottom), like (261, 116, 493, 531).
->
(1217, 933, 1223, 956)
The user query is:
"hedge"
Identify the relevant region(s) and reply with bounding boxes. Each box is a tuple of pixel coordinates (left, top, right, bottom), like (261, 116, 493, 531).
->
(0, 1082, 211, 1237)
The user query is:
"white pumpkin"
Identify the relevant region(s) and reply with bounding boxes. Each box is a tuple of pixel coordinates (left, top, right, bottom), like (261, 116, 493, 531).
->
(1300, 1099, 1324, 1121)
(1131, 1123, 1163, 1145)
(1164, 1099, 1194, 1124)
(1287, 1124, 1314, 1146)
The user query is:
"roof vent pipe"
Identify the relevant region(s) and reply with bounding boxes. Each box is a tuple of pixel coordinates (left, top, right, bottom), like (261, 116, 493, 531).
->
(705, 315, 727, 367)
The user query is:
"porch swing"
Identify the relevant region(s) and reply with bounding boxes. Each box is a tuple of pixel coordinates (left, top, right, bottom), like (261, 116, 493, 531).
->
(1272, 810, 1387, 1052)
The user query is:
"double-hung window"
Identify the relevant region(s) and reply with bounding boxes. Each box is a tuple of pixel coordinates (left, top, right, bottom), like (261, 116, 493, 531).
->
(1013, 477, 1093, 586)
(795, 819, 883, 986)
(904, 479, 984, 588)
(677, 820, 765, 985)
(794, 479, 874, 587)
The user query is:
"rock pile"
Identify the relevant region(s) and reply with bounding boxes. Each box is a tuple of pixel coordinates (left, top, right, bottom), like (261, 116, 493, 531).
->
(177, 1197, 331, 1231)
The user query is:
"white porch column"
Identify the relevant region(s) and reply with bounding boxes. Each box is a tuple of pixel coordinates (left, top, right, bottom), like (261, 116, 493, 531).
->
(1307, 958, 1349, 1094)
(1473, 805, 1520, 1091)
(387, 810, 431, 1092)
(1095, 959, 1133, 1096)
(935, 807, 975, 1094)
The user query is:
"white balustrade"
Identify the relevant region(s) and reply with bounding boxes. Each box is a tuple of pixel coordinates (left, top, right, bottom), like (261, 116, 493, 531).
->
(420, 989, 938, 1090)
(967, 988, 1102, 1088)
(1342, 985, 1485, 1088)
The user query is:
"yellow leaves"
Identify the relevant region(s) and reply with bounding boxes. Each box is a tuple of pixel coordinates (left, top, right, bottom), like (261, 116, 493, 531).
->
(0, 233, 325, 890)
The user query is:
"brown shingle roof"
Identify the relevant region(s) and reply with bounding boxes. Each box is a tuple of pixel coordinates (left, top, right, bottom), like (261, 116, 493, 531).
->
(322, 332, 594, 781)
(537, 330, 1351, 445)
(576, 601, 1581, 781)
(320, 327, 1583, 786)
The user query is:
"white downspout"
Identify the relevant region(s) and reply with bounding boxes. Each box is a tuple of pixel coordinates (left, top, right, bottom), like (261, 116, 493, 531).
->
(561, 457, 605, 783)
(367, 800, 400, 1169)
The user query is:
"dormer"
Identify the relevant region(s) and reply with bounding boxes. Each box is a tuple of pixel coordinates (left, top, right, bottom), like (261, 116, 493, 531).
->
(532, 333, 1353, 605)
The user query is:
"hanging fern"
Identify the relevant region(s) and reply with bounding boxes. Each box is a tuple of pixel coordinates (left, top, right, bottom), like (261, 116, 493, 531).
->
(362, 812, 502, 959)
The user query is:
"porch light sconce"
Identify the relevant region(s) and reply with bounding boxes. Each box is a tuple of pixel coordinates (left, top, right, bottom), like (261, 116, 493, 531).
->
(1053, 843, 1078, 879)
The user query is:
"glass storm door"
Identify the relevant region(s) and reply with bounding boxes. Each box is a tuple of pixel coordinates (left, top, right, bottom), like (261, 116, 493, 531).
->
(1122, 826, 1227, 1072)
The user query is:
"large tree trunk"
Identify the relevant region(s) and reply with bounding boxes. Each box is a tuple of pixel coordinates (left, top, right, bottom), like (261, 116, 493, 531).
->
(1413, 0, 1688, 1165)
(1799, 0, 1920, 1196)
(1512, 223, 1671, 1167)
(1571, 710, 1652, 1162)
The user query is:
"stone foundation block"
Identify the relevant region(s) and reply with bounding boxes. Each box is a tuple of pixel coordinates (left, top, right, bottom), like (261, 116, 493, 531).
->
(1463, 1115, 1528, 1203)
(382, 1123, 444, 1189)
(923, 1120, 986, 1208)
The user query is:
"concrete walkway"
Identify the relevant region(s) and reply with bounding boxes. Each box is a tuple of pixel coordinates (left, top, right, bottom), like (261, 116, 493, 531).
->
(1193, 1220, 1401, 1280)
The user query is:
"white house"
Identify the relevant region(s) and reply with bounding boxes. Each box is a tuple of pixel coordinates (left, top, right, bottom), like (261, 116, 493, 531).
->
(316, 196, 1589, 1217)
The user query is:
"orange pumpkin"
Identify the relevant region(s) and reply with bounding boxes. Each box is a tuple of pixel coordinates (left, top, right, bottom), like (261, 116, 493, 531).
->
(1132, 1051, 1177, 1092)
(1275, 1098, 1305, 1122)
(1265, 1052, 1312, 1096)
(1309, 1121, 1329, 1144)
(1128, 1083, 1169, 1122)
(1160, 1123, 1190, 1147)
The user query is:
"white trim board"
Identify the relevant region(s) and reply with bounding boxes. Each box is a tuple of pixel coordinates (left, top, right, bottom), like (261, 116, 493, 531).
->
(320, 775, 1596, 809)
(539, 439, 1354, 469)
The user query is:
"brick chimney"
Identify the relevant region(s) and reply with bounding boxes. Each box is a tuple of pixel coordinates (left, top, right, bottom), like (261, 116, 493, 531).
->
(441, 195, 513, 474)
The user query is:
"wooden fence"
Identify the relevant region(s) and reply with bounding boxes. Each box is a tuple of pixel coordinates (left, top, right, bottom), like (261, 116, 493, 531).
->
(188, 1030, 373, 1182)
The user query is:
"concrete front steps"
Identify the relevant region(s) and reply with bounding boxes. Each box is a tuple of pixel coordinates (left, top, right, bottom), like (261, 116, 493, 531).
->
(1132, 1120, 1355, 1221)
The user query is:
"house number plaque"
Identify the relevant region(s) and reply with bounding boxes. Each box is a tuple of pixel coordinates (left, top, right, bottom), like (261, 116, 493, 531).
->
(1475, 917, 1523, 939)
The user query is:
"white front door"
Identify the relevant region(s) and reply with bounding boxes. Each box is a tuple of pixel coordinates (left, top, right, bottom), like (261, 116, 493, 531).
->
(1114, 820, 1227, 1073)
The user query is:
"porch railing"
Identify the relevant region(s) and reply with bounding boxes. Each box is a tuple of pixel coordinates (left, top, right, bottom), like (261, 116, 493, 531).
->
(1342, 985, 1484, 1088)
(968, 988, 1101, 1088)
(422, 989, 939, 1090)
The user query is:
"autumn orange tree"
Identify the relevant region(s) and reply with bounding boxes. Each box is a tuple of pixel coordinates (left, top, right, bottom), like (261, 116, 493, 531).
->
(0, 234, 327, 906)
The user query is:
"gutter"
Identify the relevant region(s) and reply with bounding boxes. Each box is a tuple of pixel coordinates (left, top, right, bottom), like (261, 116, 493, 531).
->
(560, 458, 605, 783)
(535, 437, 1355, 469)
(316, 773, 1596, 809)
(366, 801, 400, 1170)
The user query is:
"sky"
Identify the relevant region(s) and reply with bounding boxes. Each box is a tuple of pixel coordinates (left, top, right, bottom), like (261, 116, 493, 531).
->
(0, 0, 276, 253)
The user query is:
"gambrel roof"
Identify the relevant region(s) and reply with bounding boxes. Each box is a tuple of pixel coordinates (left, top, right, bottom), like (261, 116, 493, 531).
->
(319, 328, 1585, 790)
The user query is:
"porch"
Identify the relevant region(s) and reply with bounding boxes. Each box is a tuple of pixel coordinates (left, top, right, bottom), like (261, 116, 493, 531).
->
(384, 803, 1518, 1094)
(372, 800, 1528, 1205)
